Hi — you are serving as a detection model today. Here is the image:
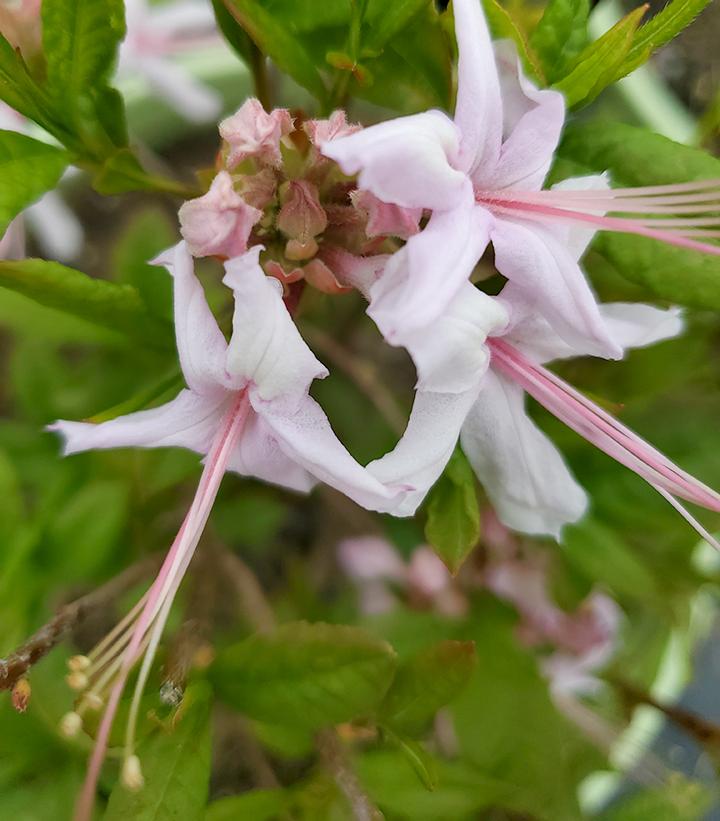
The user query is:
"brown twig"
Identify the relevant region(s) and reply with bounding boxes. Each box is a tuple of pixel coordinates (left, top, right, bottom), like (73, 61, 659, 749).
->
(303, 326, 406, 436)
(316, 729, 384, 821)
(614, 678, 720, 750)
(0, 553, 162, 692)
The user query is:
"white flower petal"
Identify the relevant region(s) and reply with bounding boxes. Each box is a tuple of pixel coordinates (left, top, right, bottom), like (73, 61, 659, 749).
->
(253, 392, 407, 514)
(453, 0, 503, 176)
(367, 388, 481, 516)
(481, 40, 565, 191)
(461, 370, 587, 538)
(322, 111, 467, 211)
(400, 282, 508, 394)
(369, 189, 491, 340)
(223, 248, 328, 401)
(227, 411, 316, 493)
(600, 303, 684, 350)
(48, 389, 228, 457)
(152, 241, 231, 395)
(490, 216, 622, 359)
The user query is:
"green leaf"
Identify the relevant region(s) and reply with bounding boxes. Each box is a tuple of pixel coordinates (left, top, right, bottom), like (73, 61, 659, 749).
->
(424, 447, 480, 574)
(382, 730, 439, 791)
(211, 0, 257, 65)
(365, 0, 428, 49)
(553, 121, 720, 309)
(113, 208, 176, 321)
(0, 258, 174, 349)
(562, 518, 661, 604)
(0, 36, 66, 140)
(0, 131, 68, 235)
(553, 5, 646, 108)
(482, 0, 545, 83)
(220, 0, 327, 101)
(205, 790, 289, 821)
(104, 683, 213, 821)
(42, 0, 128, 153)
(530, 0, 589, 82)
(211, 621, 397, 729)
(379, 640, 477, 736)
(613, 0, 714, 81)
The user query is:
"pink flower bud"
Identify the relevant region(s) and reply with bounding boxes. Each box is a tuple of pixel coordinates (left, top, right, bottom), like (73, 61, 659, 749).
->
(303, 258, 352, 294)
(179, 171, 261, 259)
(407, 547, 451, 597)
(352, 190, 422, 240)
(276, 180, 327, 260)
(219, 98, 294, 169)
(237, 168, 278, 211)
(305, 110, 361, 147)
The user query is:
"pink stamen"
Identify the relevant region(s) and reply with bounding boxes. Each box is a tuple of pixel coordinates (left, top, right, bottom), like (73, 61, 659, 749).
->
(484, 199, 720, 256)
(489, 340, 720, 549)
(74, 391, 250, 821)
(476, 181, 720, 257)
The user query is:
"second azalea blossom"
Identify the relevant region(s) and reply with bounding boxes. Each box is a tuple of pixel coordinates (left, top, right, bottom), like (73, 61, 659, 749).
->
(322, 0, 720, 359)
(368, 281, 720, 543)
(49, 240, 407, 821)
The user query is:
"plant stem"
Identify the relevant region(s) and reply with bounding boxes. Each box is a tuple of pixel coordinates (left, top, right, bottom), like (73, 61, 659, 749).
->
(0, 554, 163, 691)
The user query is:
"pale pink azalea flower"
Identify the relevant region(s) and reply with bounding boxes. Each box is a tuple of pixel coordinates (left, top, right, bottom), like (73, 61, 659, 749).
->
(120, 0, 222, 123)
(323, 0, 720, 359)
(219, 98, 294, 169)
(49, 242, 407, 820)
(178, 170, 262, 258)
(369, 284, 720, 545)
(339, 537, 467, 618)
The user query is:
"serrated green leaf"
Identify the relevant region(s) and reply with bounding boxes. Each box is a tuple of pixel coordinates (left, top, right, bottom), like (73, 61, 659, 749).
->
(613, 0, 714, 81)
(103, 683, 213, 821)
(379, 640, 477, 736)
(553, 6, 646, 108)
(211, 621, 397, 729)
(482, 0, 545, 83)
(530, 0, 589, 82)
(205, 790, 289, 821)
(0, 131, 68, 235)
(424, 448, 480, 574)
(220, 0, 327, 101)
(553, 121, 720, 309)
(0, 258, 174, 349)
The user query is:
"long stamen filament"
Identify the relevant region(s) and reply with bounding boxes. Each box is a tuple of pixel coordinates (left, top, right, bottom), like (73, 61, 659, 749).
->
(489, 340, 720, 550)
(74, 391, 250, 821)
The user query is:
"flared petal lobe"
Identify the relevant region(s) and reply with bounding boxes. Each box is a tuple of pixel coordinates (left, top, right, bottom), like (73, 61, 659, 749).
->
(452, 0, 503, 176)
(223, 248, 328, 402)
(152, 241, 232, 395)
(48, 389, 229, 457)
(460, 370, 588, 537)
(367, 388, 481, 517)
(480, 41, 565, 191)
(369, 188, 491, 339)
(490, 216, 622, 359)
(322, 111, 466, 211)
(255, 392, 408, 514)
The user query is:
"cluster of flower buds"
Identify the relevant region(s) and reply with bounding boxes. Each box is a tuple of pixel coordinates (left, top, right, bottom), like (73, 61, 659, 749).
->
(179, 101, 420, 296)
